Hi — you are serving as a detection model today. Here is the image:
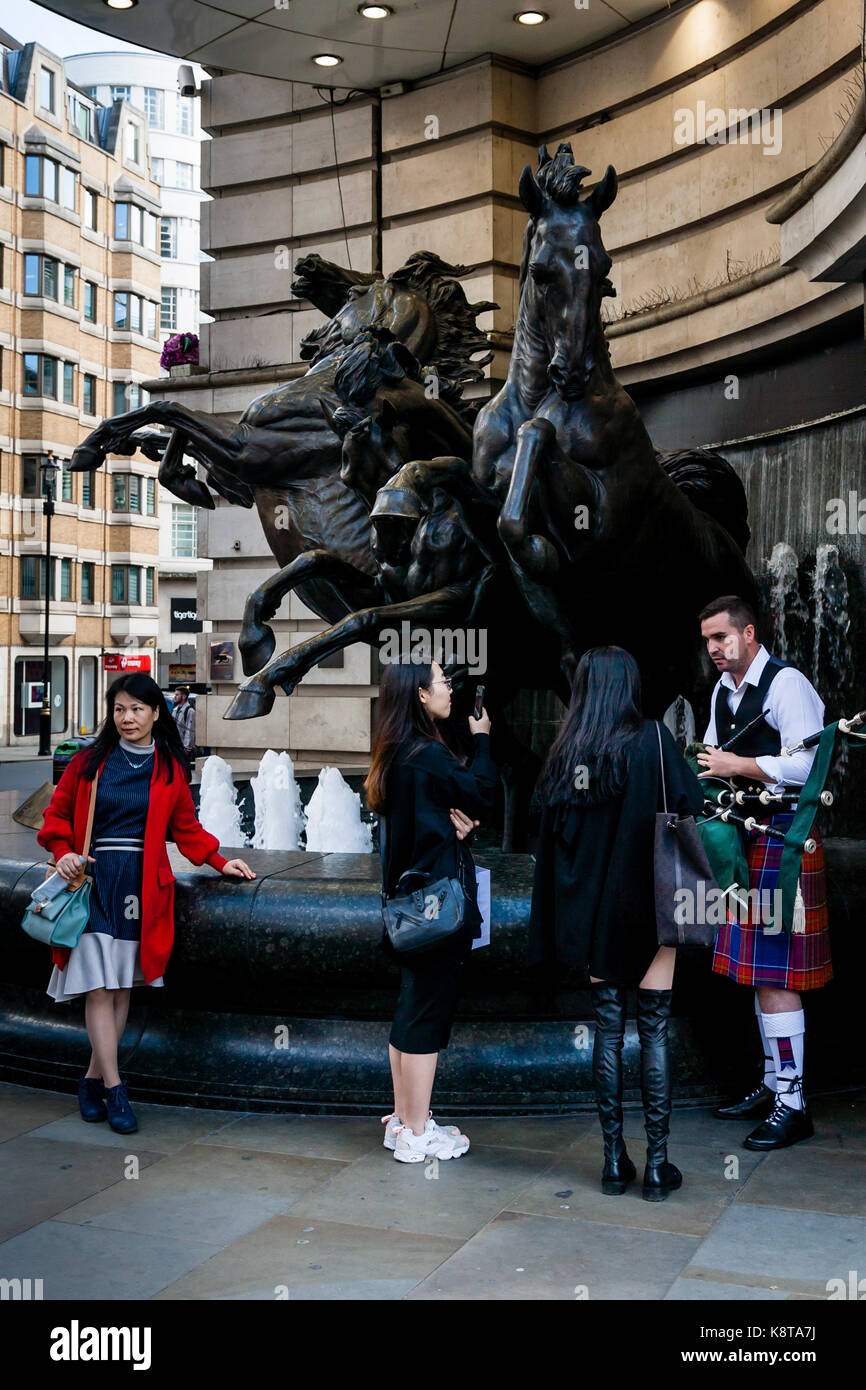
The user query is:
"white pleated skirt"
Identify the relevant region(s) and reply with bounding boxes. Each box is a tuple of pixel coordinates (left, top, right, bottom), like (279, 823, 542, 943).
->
(47, 931, 164, 1003)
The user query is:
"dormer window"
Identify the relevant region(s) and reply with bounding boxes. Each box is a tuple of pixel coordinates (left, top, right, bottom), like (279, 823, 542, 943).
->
(125, 122, 140, 164)
(40, 67, 56, 113)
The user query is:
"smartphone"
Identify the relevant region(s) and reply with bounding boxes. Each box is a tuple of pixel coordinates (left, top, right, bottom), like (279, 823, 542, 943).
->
(473, 685, 485, 720)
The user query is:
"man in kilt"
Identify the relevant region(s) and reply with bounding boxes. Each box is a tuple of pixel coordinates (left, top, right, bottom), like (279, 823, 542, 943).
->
(697, 596, 830, 1150)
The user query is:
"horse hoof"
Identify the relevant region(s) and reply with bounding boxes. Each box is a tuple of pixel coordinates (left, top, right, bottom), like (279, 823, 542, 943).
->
(223, 684, 275, 720)
(239, 626, 277, 676)
(276, 672, 299, 698)
(70, 441, 105, 472)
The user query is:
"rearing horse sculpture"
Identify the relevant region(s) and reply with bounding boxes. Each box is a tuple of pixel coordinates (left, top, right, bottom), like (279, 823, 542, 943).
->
(474, 144, 757, 719)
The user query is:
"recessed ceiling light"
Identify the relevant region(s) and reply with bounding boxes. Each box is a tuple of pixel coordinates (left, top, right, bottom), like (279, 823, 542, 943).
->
(359, 4, 393, 16)
(313, 54, 343, 67)
(104, 0, 138, 8)
(514, 10, 548, 23)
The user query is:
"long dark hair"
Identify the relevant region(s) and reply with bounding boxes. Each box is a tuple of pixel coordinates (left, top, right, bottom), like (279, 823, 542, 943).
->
(79, 673, 188, 783)
(365, 660, 455, 813)
(533, 646, 644, 808)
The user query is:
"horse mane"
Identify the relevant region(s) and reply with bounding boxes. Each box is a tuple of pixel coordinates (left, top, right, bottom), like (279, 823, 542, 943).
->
(657, 448, 751, 554)
(385, 252, 496, 378)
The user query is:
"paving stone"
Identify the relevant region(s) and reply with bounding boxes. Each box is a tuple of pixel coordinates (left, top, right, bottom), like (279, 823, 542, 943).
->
(289, 1143, 555, 1239)
(408, 1210, 699, 1299)
(682, 1203, 866, 1296)
(53, 1143, 345, 1245)
(665, 1275, 792, 1300)
(508, 1142, 740, 1237)
(736, 1145, 866, 1220)
(154, 1213, 460, 1300)
(0, 1082, 77, 1141)
(0, 1136, 163, 1243)
(198, 1113, 383, 1161)
(28, 1104, 245, 1154)
(807, 1092, 866, 1153)
(0, 1219, 220, 1299)
(453, 1115, 592, 1152)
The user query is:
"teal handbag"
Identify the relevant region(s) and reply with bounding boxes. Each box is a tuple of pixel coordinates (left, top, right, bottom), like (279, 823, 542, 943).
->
(21, 768, 100, 948)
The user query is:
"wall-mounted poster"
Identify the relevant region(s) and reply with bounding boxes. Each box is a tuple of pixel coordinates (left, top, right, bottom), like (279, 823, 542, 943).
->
(209, 640, 235, 682)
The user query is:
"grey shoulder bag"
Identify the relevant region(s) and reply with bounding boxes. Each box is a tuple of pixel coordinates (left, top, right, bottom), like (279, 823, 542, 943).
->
(654, 723, 719, 948)
(378, 813, 467, 956)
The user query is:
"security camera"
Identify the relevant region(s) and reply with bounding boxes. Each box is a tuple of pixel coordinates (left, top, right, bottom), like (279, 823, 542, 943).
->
(178, 65, 198, 98)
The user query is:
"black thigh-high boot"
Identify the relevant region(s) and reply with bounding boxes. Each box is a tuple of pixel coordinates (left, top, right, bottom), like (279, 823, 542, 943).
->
(637, 987, 682, 1202)
(591, 982, 637, 1196)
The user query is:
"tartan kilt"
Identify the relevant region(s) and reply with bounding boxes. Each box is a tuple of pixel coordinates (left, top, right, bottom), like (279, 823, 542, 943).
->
(712, 821, 832, 991)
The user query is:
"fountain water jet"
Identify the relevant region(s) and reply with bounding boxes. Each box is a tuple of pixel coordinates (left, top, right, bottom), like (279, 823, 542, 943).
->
(197, 755, 246, 848)
(304, 766, 372, 853)
(250, 750, 304, 851)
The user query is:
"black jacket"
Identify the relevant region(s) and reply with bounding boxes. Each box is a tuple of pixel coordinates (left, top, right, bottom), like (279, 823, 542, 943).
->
(381, 731, 498, 953)
(528, 720, 705, 986)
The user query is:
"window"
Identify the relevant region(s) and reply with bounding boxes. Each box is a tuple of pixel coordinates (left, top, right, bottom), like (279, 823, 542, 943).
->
(63, 265, 76, 307)
(129, 474, 141, 511)
(128, 566, 140, 603)
(79, 654, 98, 733)
(81, 562, 95, 602)
(83, 373, 96, 415)
(62, 362, 75, 405)
(83, 188, 97, 229)
(81, 86, 98, 100)
(114, 202, 154, 247)
(84, 281, 97, 321)
(144, 88, 164, 128)
(129, 204, 142, 243)
(160, 287, 177, 332)
(23, 254, 41, 295)
(114, 202, 128, 239)
(21, 556, 57, 600)
(59, 460, 73, 501)
(60, 557, 72, 600)
(24, 154, 58, 200)
(150, 157, 164, 184)
(125, 122, 140, 164)
(145, 567, 155, 605)
(145, 300, 158, 338)
(160, 216, 177, 259)
(113, 381, 128, 413)
(171, 504, 198, 557)
(14, 656, 67, 736)
(174, 161, 193, 189)
(43, 257, 58, 299)
(113, 292, 152, 336)
(130, 295, 141, 333)
(112, 474, 128, 511)
(177, 95, 195, 136)
(61, 167, 76, 211)
(145, 477, 156, 515)
(40, 66, 55, 113)
(144, 212, 158, 251)
(81, 471, 95, 508)
(23, 354, 64, 398)
(21, 454, 48, 497)
(111, 565, 141, 604)
(113, 292, 128, 330)
(75, 102, 91, 142)
(111, 85, 131, 103)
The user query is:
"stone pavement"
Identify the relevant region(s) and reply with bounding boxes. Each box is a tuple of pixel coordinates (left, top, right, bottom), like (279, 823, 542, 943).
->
(0, 1081, 863, 1301)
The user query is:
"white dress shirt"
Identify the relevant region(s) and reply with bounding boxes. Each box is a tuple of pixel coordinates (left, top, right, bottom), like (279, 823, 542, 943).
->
(703, 645, 825, 789)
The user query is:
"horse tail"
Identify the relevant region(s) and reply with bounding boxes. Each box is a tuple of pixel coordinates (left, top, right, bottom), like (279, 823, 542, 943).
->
(657, 447, 751, 554)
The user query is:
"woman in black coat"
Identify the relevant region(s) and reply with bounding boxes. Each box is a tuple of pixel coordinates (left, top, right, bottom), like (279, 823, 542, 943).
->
(365, 658, 497, 1163)
(528, 647, 705, 1201)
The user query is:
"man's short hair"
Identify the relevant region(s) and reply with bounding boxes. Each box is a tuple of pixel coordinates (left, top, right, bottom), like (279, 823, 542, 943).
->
(698, 595, 758, 632)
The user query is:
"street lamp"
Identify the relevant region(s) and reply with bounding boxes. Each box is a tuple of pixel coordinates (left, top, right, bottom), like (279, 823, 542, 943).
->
(38, 455, 59, 757)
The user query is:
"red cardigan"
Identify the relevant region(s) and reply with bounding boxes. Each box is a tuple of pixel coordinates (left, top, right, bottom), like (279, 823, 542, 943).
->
(36, 749, 228, 984)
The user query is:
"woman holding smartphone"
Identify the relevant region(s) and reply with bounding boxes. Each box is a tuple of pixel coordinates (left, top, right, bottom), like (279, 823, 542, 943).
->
(365, 659, 497, 1163)
(37, 673, 255, 1134)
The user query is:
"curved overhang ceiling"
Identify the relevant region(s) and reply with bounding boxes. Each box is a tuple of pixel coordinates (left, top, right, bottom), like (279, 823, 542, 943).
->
(35, 0, 674, 88)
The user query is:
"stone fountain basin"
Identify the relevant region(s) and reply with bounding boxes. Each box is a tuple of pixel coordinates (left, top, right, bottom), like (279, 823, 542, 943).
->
(0, 844, 862, 1114)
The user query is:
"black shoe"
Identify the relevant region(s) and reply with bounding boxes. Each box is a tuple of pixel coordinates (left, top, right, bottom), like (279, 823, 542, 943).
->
(104, 1080, 138, 1134)
(591, 983, 636, 1196)
(713, 1083, 776, 1121)
(743, 1099, 814, 1150)
(77, 1075, 106, 1123)
(637, 988, 682, 1202)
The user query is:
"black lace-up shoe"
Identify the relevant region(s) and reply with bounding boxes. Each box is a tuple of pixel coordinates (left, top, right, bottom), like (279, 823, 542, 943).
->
(743, 1099, 814, 1150)
(713, 1083, 776, 1121)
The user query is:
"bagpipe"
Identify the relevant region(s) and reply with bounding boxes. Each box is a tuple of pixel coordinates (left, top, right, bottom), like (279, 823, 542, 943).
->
(686, 707, 866, 933)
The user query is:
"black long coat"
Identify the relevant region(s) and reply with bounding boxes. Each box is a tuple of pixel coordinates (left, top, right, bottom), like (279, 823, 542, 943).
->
(528, 720, 705, 987)
(382, 731, 498, 956)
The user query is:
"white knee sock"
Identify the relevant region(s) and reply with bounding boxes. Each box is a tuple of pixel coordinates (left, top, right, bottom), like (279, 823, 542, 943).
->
(754, 992, 776, 1092)
(761, 1009, 806, 1110)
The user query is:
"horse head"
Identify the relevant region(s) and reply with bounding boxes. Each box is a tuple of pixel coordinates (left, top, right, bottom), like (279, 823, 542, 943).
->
(321, 395, 407, 505)
(518, 143, 618, 400)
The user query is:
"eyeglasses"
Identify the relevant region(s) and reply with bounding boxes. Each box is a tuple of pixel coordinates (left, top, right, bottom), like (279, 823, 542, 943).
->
(429, 677, 453, 690)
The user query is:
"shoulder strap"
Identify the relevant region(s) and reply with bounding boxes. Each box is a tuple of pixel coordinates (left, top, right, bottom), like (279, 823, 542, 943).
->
(656, 722, 669, 813)
(378, 811, 388, 904)
(70, 768, 101, 889)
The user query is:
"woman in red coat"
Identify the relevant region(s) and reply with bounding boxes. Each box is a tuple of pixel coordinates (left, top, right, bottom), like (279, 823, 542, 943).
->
(37, 673, 254, 1133)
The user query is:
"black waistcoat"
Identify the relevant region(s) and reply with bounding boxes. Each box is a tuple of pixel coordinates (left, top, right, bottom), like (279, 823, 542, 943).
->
(714, 654, 788, 756)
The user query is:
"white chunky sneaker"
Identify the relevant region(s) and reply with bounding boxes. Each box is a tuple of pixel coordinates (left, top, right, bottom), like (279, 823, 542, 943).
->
(381, 1110, 463, 1151)
(393, 1118, 468, 1163)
